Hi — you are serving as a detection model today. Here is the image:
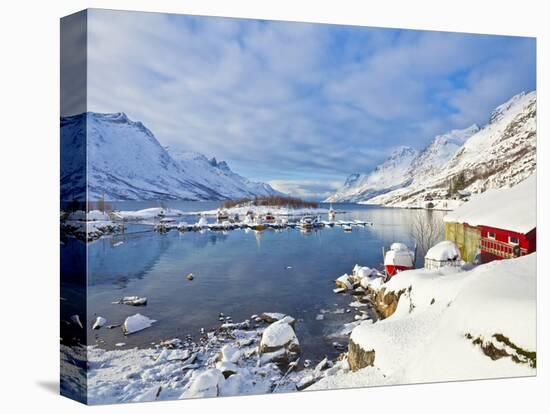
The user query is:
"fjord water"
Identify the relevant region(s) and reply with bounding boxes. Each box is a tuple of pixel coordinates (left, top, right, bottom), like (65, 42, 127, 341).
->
(79, 203, 443, 360)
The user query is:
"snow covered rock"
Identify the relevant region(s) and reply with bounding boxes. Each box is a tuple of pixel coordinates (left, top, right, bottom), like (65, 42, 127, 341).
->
(216, 361, 239, 378)
(335, 274, 353, 291)
(122, 314, 157, 335)
(113, 296, 147, 306)
(260, 312, 287, 324)
(219, 345, 242, 364)
(70, 314, 83, 329)
(92, 316, 107, 330)
(181, 369, 225, 399)
(259, 319, 300, 364)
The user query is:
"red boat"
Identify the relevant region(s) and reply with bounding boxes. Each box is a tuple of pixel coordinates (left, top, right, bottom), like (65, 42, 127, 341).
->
(384, 243, 415, 277)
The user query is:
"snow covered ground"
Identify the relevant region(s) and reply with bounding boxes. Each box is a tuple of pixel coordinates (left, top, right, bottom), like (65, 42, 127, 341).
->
(63, 252, 536, 403)
(310, 253, 536, 390)
(61, 210, 124, 242)
(79, 312, 344, 404)
(187, 204, 329, 217)
(116, 207, 185, 221)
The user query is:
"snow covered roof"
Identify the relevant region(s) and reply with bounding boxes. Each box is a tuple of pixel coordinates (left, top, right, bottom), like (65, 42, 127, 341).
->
(444, 174, 536, 234)
(425, 241, 461, 261)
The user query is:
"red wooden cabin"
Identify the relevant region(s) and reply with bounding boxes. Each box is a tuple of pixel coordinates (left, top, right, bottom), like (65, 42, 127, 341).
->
(479, 225, 536, 263)
(444, 175, 536, 265)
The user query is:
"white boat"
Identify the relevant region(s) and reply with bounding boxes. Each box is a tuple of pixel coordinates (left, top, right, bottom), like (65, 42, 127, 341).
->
(216, 209, 229, 222)
(328, 204, 336, 220)
(299, 215, 316, 229)
(343, 224, 352, 232)
(195, 216, 209, 229)
(384, 243, 414, 277)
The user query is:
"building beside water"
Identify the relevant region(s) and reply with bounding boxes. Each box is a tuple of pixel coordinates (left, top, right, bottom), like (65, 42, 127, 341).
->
(443, 174, 536, 264)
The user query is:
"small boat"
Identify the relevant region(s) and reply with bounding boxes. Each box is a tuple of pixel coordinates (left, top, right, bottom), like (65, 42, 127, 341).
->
(343, 224, 352, 232)
(384, 243, 415, 277)
(160, 217, 176, 224)
(195, 216, 209, 229)
(263, 212, 276, 224)
(299, 216, 315, 229)
(252, 216, 265, 231)
(216, 209, 229, 222)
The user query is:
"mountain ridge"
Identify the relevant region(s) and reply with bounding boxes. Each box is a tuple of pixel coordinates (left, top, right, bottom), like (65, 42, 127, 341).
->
(325, 91, 536, 206)
(60, 112, 283, 201)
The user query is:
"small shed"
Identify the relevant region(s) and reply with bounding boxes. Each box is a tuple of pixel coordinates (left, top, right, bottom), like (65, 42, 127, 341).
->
(424, 241, 462, 270)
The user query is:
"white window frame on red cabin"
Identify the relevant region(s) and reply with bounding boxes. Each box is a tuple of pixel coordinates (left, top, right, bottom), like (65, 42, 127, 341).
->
(508, 236, 520, 246)
(487, 231, 496, 240)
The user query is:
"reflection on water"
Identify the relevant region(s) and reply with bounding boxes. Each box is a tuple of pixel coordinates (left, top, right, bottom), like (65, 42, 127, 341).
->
(63, 203, 444, 360)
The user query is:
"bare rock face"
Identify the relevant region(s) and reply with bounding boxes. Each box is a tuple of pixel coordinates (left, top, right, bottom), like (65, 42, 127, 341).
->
(371, 287, 405, 319)
(348, 339, 375, 371)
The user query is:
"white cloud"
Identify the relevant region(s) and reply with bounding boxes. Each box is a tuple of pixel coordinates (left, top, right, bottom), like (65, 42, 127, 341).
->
(85, 10, 535, 194)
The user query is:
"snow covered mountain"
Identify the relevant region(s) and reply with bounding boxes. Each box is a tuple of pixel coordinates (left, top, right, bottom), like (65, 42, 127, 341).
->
(326, 91, 536, 206)
(325, 146, 419, 202)
(60, 112, 283, 201)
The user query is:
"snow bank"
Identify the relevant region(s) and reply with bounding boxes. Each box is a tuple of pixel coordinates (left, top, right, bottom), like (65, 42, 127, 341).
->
(444, 174, 536, 233)
(181, 369, 225, 399)
(334, 253, 536, 387)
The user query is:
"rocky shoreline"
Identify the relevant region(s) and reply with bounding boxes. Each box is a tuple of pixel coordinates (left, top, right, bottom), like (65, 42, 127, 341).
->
(62, 263, 386, 403)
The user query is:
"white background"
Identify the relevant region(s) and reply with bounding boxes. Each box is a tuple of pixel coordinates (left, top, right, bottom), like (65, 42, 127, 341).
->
(0, 1, 547, 413)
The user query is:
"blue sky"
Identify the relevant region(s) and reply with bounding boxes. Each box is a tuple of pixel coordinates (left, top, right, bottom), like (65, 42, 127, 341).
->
(86, 9, 535, 199)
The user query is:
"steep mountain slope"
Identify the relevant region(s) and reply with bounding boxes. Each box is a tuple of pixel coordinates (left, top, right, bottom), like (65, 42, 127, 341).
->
(368, 91, 536, 207)
(325, 146, 419, 202)
(408, 124, 480, 185)
(60, 112, 282, 201)
(326, 91, 536, 206)
(168, 151, 283, 201)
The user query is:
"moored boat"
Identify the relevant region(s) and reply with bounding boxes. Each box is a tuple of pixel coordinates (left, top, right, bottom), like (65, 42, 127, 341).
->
(299, 215, 315, 229)
(263, 212, 276, 224)
(216, 209, 229, 222)
(328, 204, 336, 220)
(384, 242, 415, 277)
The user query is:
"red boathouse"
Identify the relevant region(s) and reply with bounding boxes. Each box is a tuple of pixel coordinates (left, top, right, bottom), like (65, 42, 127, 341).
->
(479, 225, 536, 263)
(444, 175, 536, 264)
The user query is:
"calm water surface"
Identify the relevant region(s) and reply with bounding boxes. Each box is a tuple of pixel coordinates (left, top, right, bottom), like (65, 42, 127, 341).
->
(65, 203, 443, 361)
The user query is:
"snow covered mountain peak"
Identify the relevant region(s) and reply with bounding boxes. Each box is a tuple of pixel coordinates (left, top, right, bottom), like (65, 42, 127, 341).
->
(489, 91, 530, 124)
(325, 145, 418, 203)
(389, 145, 417, 158)
(325, 90, 536, 204)
(61, 112, 283, 201)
